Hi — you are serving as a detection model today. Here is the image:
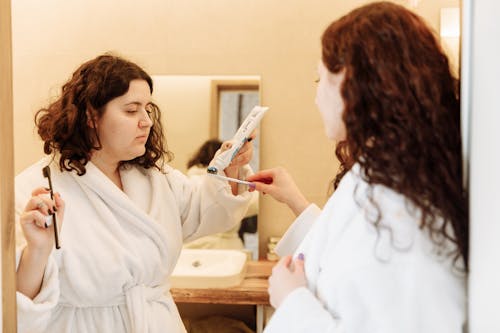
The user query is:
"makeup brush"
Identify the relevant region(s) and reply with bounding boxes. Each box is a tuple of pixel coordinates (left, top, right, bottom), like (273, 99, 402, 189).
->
(42, 166, 60, 249)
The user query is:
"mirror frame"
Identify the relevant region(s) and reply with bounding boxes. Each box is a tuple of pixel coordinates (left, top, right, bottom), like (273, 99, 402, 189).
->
(209, 79, 260, 139)
(1, 0, 18, 331)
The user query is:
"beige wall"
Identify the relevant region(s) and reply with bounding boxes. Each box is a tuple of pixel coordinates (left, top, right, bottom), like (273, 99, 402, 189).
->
(12, 0, 459, 258)
(151, 75, 259, 174)
(152, 75, 213, 173)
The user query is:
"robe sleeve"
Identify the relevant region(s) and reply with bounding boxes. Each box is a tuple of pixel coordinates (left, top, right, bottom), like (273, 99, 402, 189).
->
(15, 162, 60, 333)
(265, 203, 465, 333)
(265, 260, 465, 333)
(274, 204, 321, 257)
(264, 287, 343, 333)
(166, 165, 253, 243)
(16, 249, 60, 333)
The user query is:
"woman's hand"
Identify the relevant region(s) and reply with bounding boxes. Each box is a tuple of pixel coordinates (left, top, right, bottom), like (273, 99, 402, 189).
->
(268, 254, 307, 308)
(220, 132, 255, 195)
(246, 167, 309, 216)
(17, 187, 65, 299)
(223, 133, 256, 178)
(19, 187, 65, 254)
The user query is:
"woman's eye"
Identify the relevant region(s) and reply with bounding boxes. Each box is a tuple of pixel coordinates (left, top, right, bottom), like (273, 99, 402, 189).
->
(126, 109, 138, 113)
(145, 104, 154, 114)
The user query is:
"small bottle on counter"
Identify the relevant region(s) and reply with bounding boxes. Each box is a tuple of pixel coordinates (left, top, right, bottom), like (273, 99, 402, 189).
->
(266, 236, 281, 261)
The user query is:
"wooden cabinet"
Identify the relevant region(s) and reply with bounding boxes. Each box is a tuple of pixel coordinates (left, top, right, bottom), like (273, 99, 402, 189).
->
(172, 260, 275, 332)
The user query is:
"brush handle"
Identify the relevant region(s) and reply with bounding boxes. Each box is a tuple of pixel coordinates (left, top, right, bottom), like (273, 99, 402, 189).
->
(43, 166, 61, 249)
(51, 205, 60, 249)
(208, 172, 255, 188)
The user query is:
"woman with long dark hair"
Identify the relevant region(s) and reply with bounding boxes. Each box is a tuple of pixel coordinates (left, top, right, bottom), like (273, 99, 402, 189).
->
(248, 2, 467, 331)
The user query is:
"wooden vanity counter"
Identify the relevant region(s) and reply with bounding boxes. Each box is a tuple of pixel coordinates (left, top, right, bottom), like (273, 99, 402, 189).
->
(171, 260, 275, 305)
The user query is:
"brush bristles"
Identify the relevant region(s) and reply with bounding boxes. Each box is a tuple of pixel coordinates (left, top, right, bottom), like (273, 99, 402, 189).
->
(207, 166, 218, 174)
(42, 166, 51, 178)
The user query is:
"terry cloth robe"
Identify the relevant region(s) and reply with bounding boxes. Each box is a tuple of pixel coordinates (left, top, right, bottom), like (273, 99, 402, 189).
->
(15, 157, 253, 333)
(265, 163, 466, 333)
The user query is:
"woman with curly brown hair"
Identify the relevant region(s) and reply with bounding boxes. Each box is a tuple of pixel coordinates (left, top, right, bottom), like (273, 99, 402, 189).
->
(15, 54, 254, 333)
(248, 2, 467, 332)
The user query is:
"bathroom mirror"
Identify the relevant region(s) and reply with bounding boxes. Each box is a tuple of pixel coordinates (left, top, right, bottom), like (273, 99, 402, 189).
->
(10, 0, 461, 270)
(5, 0, 466, 331)
(151, 75, 261, 257)
(150, 76, 261, 175)
(11, 0, 461, 264)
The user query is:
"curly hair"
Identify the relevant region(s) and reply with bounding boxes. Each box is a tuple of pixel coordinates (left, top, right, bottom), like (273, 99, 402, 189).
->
(35, 54, 173, 175)
(187, 139, 222, 169)
(322, 2, 468, 269)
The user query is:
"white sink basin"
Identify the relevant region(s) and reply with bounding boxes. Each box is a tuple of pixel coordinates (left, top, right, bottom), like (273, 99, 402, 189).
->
(170, 249, 247, 289)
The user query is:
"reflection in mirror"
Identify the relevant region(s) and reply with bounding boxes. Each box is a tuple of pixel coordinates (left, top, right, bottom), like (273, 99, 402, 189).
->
(152, 76, 261, 259)
(210, 80, 260, 168)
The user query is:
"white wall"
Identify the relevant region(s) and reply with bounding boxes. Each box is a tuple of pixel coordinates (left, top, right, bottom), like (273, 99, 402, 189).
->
(467, 0, 500, 331)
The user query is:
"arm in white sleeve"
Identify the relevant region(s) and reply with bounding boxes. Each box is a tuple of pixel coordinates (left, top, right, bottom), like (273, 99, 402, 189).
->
(265, 261, 465, 333)
(264, 287, 343, 333)
(14, 160, 61, 332)
(15, 177, 60, 333)
(16, 248, 60, 333)
(168, 166, 253, 242)
(274, 204, 321, 257)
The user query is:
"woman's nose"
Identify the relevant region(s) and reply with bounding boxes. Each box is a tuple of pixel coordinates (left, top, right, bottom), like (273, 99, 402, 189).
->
(139, 113, 153, 128)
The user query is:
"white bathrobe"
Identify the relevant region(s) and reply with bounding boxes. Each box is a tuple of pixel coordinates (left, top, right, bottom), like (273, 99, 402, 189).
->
(15, 157, 252, 333)
(266, 164, 466, 332)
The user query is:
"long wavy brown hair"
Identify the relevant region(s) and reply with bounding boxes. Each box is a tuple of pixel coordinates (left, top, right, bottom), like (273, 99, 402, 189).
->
(322, 2, 468, 269)
(35, 54, 173, 175)
(187, 139, 222, 169)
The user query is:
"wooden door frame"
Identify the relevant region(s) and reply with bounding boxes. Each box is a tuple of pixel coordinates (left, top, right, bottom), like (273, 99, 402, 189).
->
(209, 79, 260, 139)
(0, 0, 18, 331)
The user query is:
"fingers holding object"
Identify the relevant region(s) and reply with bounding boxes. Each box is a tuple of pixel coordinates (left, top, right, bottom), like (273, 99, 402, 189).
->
(20, 210, 52, 229)
(26, 195, 57, 216)
(53, 192, 64, 211)
(25, 187, 59, 224)
(31, 186, 50, 197)
(220, 141, 233, 152)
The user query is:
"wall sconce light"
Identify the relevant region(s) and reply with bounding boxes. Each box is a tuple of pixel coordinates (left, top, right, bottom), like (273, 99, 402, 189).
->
(439, 7, 460, 76)
(440, 7, 460, 38)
